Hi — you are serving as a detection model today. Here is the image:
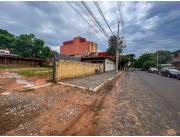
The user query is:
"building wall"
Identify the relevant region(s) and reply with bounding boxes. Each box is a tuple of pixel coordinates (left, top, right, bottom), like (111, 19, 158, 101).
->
(60, 37, 97, 56)
(104, 59, 115, 71)
(172, 52, 180, 70)
(56, 60, 103, 80)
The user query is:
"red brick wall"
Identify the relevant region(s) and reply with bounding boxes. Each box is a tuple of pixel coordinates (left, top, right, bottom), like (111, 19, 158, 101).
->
(60, 37, 96, 56)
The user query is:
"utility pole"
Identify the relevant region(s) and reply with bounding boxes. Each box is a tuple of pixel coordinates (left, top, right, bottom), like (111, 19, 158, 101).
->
(116, 21, 120, 73)
(52, 51, 57, 82)
(157, 49, 159, 69)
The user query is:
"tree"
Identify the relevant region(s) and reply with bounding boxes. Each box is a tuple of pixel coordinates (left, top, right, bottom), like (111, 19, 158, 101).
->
(15, 34, 35, 57)
(121, 54, 136, 67)
(106, 35, 123, 56)
(132, 53, 155, 69)
(0, 28, 52, 60)
(156, 50, 172, 64)
(132, 50, 172, 69)
(0, 29, 16, 50)
(143, 60, 156, 70)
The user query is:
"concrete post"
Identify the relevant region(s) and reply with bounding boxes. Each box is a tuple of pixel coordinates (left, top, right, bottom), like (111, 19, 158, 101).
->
(52, 51, 57, 82)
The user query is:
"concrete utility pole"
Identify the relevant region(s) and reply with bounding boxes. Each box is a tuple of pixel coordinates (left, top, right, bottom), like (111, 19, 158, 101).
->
(116, 21, 120, 73)
(157, 49, 159, 69)
(52, 51, 57, 82)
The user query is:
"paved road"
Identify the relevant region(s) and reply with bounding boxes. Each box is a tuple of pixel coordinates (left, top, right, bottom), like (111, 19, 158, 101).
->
(96, 71, 180, 135)
(137, 71, 180, 112)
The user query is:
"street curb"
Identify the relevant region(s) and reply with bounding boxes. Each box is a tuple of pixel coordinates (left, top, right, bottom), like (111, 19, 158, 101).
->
(57, 72, 123, 92)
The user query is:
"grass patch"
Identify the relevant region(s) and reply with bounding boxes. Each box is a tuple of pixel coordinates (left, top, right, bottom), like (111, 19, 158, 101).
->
(0, 65, 52, 78)
(17, 68, 52, 77)
(0, 65, 23, 70)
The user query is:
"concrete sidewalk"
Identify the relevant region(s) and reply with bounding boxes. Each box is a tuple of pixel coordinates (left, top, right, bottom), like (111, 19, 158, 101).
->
(58, 71, 122, 92)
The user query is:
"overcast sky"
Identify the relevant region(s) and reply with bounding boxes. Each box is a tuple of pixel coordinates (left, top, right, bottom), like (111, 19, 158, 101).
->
(0, 1, 180, 56)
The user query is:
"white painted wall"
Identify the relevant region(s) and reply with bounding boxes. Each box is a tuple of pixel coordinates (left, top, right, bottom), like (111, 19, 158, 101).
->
(105, 59, 115, 71)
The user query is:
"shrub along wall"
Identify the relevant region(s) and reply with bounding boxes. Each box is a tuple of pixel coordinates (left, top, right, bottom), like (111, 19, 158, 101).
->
(56, 60, 103, 80)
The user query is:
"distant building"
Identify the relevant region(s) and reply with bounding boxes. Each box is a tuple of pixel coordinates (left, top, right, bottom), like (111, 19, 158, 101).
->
(81, 51, 115, 72)
(172, 49, 180, 70)
(60, 36, 97, 56)
(0, 48, 48, 66)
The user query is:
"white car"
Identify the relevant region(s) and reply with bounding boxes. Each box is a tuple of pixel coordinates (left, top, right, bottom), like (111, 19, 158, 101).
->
(148, 67, 158, 73)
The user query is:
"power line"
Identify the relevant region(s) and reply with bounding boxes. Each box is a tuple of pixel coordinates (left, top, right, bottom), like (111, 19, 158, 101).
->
(81, 1, 110, 40)
(93, 1, 114, 35)
(74, 2, 108, 41)
(66, 2, 108, 42)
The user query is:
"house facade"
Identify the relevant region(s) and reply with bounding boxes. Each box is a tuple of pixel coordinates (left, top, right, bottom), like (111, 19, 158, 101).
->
(60, 36, 97, 56)
(172, 49, 180, 70)
(81, 56, 115, 72)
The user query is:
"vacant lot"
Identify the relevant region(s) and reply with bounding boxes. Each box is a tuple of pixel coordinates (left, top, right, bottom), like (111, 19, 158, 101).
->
(0, 73, 118, 135)
(0, 66, 52, 91)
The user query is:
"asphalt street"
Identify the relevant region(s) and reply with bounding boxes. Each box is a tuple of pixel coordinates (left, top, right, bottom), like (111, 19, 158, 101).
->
(136, 71, 180, 112)
(101, 71, 180, 135)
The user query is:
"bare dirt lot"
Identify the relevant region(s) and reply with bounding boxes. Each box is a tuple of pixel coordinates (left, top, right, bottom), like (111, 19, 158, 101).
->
(0, 66, 51, 91)
(0, 72, 180, 135)
(0, 74, 119, 135)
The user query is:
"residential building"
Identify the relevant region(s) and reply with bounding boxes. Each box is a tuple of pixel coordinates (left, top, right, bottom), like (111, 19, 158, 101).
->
(172, 49, 180, 70)
(60, 36, 97, 56)
(81, 52, 115, 72)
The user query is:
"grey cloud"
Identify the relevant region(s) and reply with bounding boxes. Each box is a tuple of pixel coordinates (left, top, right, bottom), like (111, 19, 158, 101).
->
(0, 1, 180, 56)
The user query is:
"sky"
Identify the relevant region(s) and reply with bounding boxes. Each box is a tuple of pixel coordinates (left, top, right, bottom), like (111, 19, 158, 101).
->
(0, 1, 180, 57)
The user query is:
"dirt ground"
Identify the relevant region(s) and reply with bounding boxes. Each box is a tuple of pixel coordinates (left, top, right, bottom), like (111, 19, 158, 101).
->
(0, 72, 119, 135)
(0, 72, 179, 135)
(0, 70, 50, 91)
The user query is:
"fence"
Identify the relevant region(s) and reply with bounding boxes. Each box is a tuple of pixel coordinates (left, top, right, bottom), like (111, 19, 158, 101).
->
(52, 52, 103, 81)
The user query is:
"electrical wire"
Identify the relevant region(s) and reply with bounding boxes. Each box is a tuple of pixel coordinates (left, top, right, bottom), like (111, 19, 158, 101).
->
(93, 1, 114, 35)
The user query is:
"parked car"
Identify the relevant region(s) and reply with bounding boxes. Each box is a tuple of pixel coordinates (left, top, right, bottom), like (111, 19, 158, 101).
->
(160, 67, 180, 78)
(136, 68, 144, 71)
(148, 67, 159, 73)
(177, 71, 180, 80)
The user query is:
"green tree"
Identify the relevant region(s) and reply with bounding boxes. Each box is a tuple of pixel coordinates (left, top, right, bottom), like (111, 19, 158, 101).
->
(143, 60, 156, 70)
(107, 35, 123, 56)
(121, 54, 136, 67)
(0, 28, 52, 59)
(156, 50, 172, 64)
(132, 50, 172, 69)
(0, 29, 16, 50)
(15, 34, 35, 57)
(132, 53, 155, 69)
